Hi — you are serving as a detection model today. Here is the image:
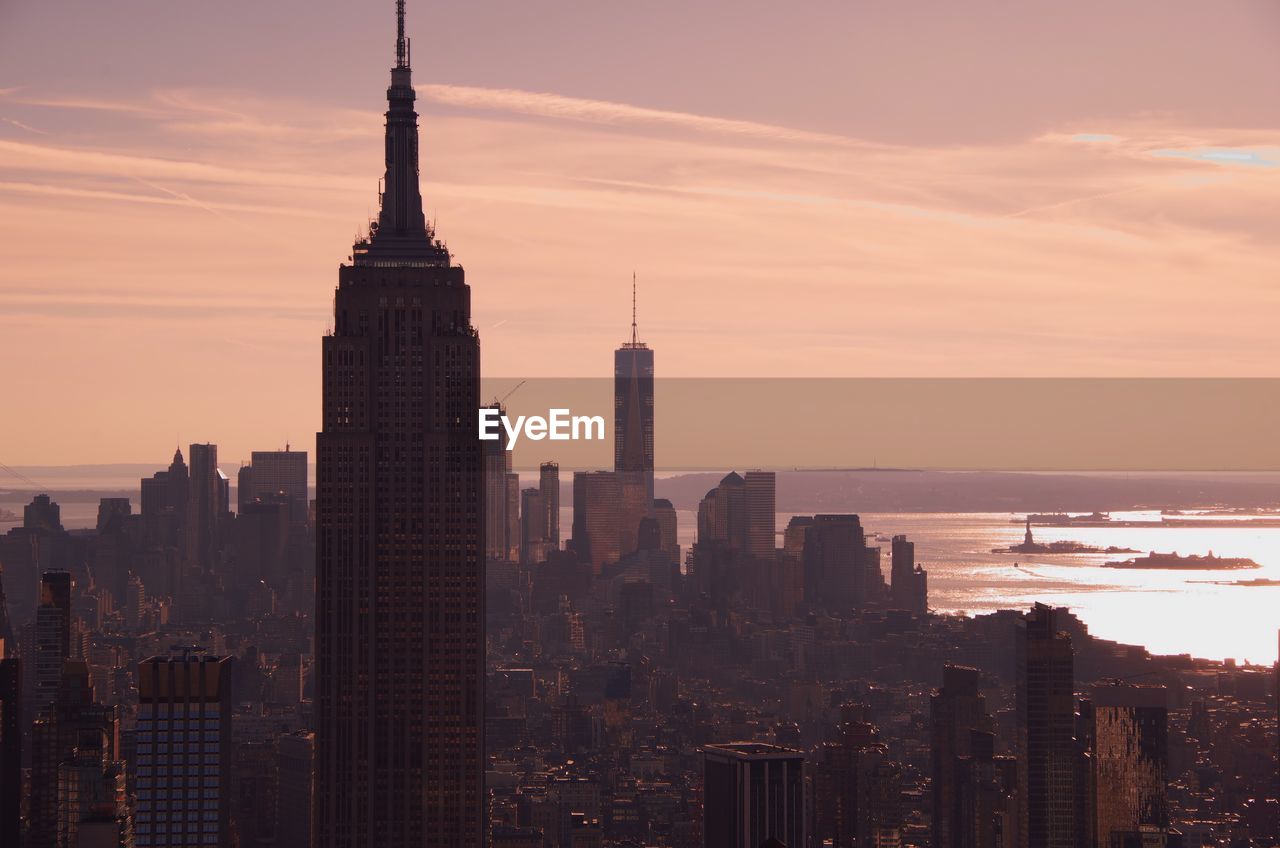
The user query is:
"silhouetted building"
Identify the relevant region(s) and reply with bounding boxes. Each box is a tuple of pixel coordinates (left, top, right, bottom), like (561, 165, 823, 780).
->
(744, 471, 776, 561)
(185, 443, 226, 576)
(933, 665, 992, 848)
(53, 723, 129, 848)
(521, 487, 551, 565)
(615, 279, 654, 505)
(540, 460, 561, 547)
(314, 3, 485, 845)
(653, 497, 680, 563)
(34, 570, 72, 712)
(931, 665, 1018, 848)
(135, 653, 232, 847)
(572, 471, 622, 574)
(815, 716, 903, 848)
(140, 449, 189, 596)
(0, 657, 19, 848)
(276, 731, 314, 848)
(484, 402, 521, 562)
(29, 661, 118, 848)
(1018, 604, 1077, 848)
(799, 515, 880, 612)
(1087, 683, 1168, 847)
(698, 472, 747, 552)
(96, 498, 131, 533)
(25, 493, 63, 533)
(233, 496, 291, 589)
(702, 742, 805, 848)
(890, 534, 928, 614)
(243, 448, 309, 524)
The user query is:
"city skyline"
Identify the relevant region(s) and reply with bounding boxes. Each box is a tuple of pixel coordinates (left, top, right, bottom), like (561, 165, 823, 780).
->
(0, 5, 1276, 847)
(5, 1, 1280, 462)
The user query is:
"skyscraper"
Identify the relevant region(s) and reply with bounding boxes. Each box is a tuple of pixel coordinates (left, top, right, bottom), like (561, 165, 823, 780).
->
(614, 278, 654, 504)
(185, 443, 224, 575)
(34, 570, 72, 712)
(702, 742, 806, 848)
(1087, 683, 1168, 846)
(483, 402, 521, 562)
(1017, 603, 1077, 848)
(241, 448, 309, 524)
(931, 666, 998, 845)
(29, 661, 118, 848)
(891, 534, 928, 614)
(315, 2, 485, 845)
(540, 460, 561, 547)
(801, 514, 873, 612)
(744, 470, 776, 561)
(276, 731, 315, 848)
(571, 471, 622, 574)
(135, 654, 232, 848)
(520, 487, 550, 565)
(0, 657, 19, 848)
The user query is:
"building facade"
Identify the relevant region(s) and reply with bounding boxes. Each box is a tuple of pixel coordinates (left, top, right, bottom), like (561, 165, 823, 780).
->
(135, 654, 232, 848)
(314, 2, 485, 845)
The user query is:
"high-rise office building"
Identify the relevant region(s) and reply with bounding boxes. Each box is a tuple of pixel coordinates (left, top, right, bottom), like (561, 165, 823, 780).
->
(614, 279, 654, 506)
(30, 661, 118, 848)
(315, 2, 485, 844)
(243, 448, 309, 524)
(483, 403, 521, 562)
(276, 731, 315, 848)
(34, 570, 72, 712)
(652, 498, 680, 563)
(931, 665, 995, 848)
(54, 726, 129, 848)
(1087, 683, 1168, 847)
(141, 449, 190, 596)
(0, 657, 19, 848)
(540, 461, 560, 547)
(25, 493, 63, 532)
(1017, 603, 1077, 848)
(520, 487, 551, 565)
(890, 534, 928, 614)
(572, 471, 622, 574)
(814, 716, 903, 848)
(697, 472, 747, 551)
(135, 654, 232, 848)
(802, 514, 874, 611)
(744, 470, 776, 561)
(702, 742, 805, 848)
(185, 443, 224, 575)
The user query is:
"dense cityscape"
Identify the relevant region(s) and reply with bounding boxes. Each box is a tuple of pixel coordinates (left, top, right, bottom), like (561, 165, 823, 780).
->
(0, 3, 1277, 848)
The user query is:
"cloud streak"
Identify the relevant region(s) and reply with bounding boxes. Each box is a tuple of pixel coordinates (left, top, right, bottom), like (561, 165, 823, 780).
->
(417, 84, 866, 147)
(3, 81, 1280, 463)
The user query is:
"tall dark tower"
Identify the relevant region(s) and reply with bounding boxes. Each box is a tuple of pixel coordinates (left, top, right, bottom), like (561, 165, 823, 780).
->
(315, 2, 484, 845)
(1017, 603, 1077, 848)
(614, 275, 655, 504)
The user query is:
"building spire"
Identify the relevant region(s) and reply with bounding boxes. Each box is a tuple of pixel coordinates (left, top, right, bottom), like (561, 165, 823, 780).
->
(395, 0, 408, 69)
(631, 272, 638, 346)
(354, 0, 448, 265)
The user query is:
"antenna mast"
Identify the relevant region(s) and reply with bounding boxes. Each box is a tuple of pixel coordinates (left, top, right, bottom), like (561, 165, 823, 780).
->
(395, 0, 408, 69)
(631, 272, 638, 345)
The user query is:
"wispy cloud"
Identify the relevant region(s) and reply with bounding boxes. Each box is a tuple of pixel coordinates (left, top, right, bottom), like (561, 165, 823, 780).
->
(417, 84, 865, 147)
(1150, 146, 1280, 168)
(1, 116, 47, 134)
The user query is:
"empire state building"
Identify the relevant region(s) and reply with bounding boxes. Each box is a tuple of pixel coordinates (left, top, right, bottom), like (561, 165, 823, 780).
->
(315, 2, 484, 845)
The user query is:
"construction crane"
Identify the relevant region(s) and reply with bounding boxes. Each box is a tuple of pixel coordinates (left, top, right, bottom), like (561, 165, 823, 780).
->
(490, 379, 526, 409)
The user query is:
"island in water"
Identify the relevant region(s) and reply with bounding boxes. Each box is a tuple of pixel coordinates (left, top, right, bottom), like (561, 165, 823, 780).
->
(1103, 551, 1261, 570)
(992, 520, 1138, 555)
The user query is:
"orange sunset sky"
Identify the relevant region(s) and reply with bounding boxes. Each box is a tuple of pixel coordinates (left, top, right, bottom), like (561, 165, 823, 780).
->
(2, 1, 1280, 464)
